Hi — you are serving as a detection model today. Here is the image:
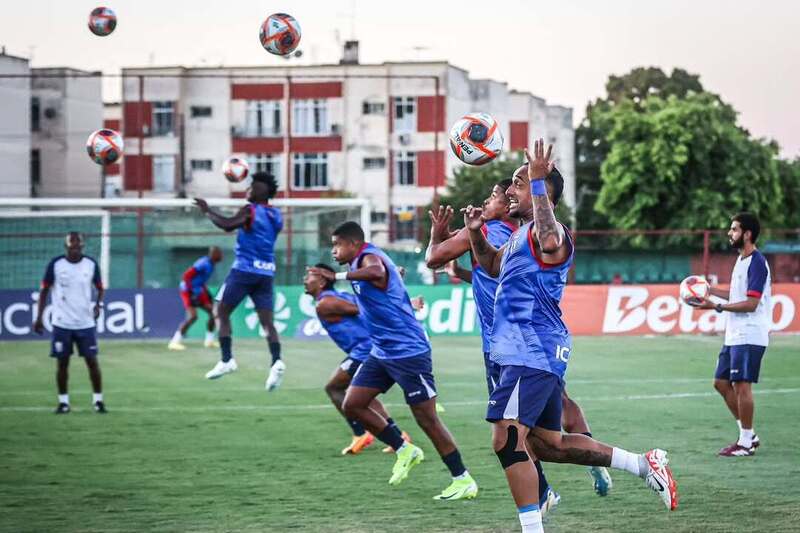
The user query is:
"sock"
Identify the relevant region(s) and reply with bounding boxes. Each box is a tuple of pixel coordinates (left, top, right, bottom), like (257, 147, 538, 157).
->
(441, 449, 466, 478)
(92, 393, 103, 404)
(268, 342, 281, 365)
(518, 504, 543, 533)
(205, 330, 215, 342)
(611, 447, 645, 478)
(534, 460, 549, 505)
(376, 423, 405, 451)
(582, 431, 593, 438)
(58, 394, 69, 405)
(348, 419, 366, 437)
(171, 330, 183, 343)
(738, 428, 754, 448)
(386, 417, 400, 433)
(736, 419, 743, 431)
(220, 336, 232, 363)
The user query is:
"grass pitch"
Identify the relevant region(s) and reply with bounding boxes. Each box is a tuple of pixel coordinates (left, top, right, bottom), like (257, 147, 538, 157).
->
(1, 335, 799, 532)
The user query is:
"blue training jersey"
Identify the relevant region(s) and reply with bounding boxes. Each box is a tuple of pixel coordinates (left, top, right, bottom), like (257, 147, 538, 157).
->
(490, 221, 575, 378)
(316, 289, 373, 362)
(180, 255, 214, 294)
(349, 243, 430, 359)
(472, 219, 517, 353)
(232, 203, 283, 277)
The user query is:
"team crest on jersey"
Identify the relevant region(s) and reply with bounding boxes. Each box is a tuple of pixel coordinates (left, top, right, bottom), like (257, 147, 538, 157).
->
(507, 229, 523, 256)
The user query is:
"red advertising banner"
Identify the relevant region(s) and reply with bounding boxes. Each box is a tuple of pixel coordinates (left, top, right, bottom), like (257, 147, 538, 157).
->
(563, 284, 800, 336)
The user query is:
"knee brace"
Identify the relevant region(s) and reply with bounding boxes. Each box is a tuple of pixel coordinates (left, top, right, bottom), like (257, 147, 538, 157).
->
(495, 425, 530, 469)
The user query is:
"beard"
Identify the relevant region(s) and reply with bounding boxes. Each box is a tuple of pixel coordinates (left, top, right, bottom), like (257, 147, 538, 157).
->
(729, 235, 744, 249)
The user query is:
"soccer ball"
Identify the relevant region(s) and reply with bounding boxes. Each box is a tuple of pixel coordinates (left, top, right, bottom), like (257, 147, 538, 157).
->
(86, 129, 124, 165)
(679, 275, 710, 306)
(449, 113, 504, 166)
(88, 7, 117, 36)
(259, 13, 302, 56)
(222, 157, 250, 183)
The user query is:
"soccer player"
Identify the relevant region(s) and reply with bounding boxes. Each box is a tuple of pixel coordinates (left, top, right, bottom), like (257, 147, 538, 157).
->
(168, 246, 223, 350)
(309, 222, 479, 500)
(303, 263, 411, 455)
(426, 183, 613, 500)
(465, 140, 677, 531)
(695, 212, 770, 456)
(194, 172, 285, 390)
(33, 232, 106, 414)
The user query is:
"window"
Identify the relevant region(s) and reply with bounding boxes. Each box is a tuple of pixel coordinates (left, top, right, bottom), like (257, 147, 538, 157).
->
(152, 101, 175, 136)
(293, 153, 328, 189)
(292, 99, 329, 136)
(153, 155, 175, 192)
(30, 149, 40, 197)
(190, 159, 213, 171)
(363, 157, 386, 170)
(31, 97, 40, 132)
(393, 96, 416, 132)
(394, 206, 417, 241)
(362, 101, 385, 115)
(395, 151, 416, 186)
(248, 153, 281, 178)
(190, 106, 212, 118)
(370, 211, 387, 224)
(245, 100, 281, 137)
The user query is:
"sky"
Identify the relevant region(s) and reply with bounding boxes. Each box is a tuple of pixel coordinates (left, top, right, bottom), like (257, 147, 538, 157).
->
(2, 0, 798, 157)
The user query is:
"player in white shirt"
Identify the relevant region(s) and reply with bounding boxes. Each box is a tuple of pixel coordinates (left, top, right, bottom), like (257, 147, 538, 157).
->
(696, 213, 770, 456)
(33, 232, 106, 414)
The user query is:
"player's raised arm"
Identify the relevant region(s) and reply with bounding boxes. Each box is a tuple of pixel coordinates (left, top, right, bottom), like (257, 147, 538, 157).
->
(526, 140, 565, 254)
(193, 198, 250, 232)
(309, 254, 387, 286)
(426, 206, 471, 269)
(315, 295, 360, 320)
(446, 259, 473, 284)
(464, 205, 504, 277)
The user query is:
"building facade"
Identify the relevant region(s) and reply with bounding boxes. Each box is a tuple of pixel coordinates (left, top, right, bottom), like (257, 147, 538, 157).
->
(0, 50, 31, 197)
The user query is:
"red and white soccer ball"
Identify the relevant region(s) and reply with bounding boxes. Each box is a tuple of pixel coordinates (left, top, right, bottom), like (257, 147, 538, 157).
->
(222, 156, 250, 183)
(679, 275, 710, 306)
(259, 13, 302, 56)
(449, 113, 504, 166)
(86, 129, 124, 165)
(88, 7, 117, 37)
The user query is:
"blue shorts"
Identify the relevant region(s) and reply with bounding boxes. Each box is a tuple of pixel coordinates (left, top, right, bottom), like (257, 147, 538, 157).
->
(216, 269, 274, 310)
(715, 345, 766, 383)
(483, 351, 501, 395)
(51, 326, 98, 359)
(351, 353, 437, 405)
(486, 365, 562, 431)
(338, 356, 364, 379)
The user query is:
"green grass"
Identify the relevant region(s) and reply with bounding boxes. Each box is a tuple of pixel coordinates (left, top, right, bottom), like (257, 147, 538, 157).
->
(1, 336, 799, 532)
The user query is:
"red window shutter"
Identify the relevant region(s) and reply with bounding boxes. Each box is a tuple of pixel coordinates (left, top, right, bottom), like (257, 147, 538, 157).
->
(104, 119, 121, 131)
(123, 102, 152, 137)
(289, 82, 342, 99)
(231, 84, 284, 100)
(123, 155, 153, 191)
(509, 122, 529, 151)
(417, 96, 446, 132)
(417, 150, 445, 187)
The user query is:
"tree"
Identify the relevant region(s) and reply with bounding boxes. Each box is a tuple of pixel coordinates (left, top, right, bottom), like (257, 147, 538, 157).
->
(594, 92, 785, 241)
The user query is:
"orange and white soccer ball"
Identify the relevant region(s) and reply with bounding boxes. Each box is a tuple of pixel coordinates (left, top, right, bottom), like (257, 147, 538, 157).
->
(86, 129, 124, 165)
(679, 275, 710, 306)
(222, 157, 250, 183)
(449, 113, 504, 166)
(259, 13, 301, 56)
(88, 7, 117, 36)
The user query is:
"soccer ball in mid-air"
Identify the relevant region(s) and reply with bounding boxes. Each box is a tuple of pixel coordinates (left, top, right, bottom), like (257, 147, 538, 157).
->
(259, 13, 301, 56)
(449, 113, 504, 166)
(222, 157, 250, 183)
(679, 275, 710, 306)
(86, 129, 124, 165)
(88, 7, 117, 36)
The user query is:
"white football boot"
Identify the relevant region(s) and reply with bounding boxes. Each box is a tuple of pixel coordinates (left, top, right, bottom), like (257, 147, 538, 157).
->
(643, 449, 678, 510)
(205, 359, 238, 380)
(265, 359, 286, 391)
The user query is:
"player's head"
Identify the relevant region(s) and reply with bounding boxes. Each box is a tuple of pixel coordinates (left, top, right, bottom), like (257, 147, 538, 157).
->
(331, 221, 365, 265)
(247, 172, 279, 202)
(482, 178, 513, 221)
(506, 163, 563, 218)
(304, 263, 336, 296)
(208, 246, 223, 263)
(729, 212, 760, 249)
(64, 231, 85, 261)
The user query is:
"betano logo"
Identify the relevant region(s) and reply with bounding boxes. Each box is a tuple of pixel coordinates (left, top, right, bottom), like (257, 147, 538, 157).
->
(244, 290, 291, 335)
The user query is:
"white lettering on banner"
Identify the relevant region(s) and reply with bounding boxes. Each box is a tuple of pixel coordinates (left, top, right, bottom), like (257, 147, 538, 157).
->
(106, 301, 134, 333)
(646, 295, 679, 333)
(461, 290, 476, 333)
(603, 287, 648, 333)
(678, 301, 698, 332)
(135, 294, 144, 331)
(429, 288, 463, 334)
(298, 293, 317, 318)
(3, 302, 30, 335)
(771, 295, 795, 331)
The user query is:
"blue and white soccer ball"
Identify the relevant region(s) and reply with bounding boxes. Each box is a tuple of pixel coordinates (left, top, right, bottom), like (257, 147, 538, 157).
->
(449, 113, 504, 166)
(259, 13, 302, 56)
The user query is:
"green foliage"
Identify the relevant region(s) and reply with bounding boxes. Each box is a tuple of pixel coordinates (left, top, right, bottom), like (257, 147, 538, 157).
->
(777, 157, 800, 228)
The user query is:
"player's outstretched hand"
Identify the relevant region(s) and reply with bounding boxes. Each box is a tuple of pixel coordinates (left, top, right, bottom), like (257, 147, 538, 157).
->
(308, 266, 336, 282)
(193, 198, 210, 214)
(694, 297, 717, 310)
(462, 205, 485, 231)
(429, 205, 455, 240)
(411, 296, 425, 311)
(33, 318, 44, 335)
(524, 138, 554, 181)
